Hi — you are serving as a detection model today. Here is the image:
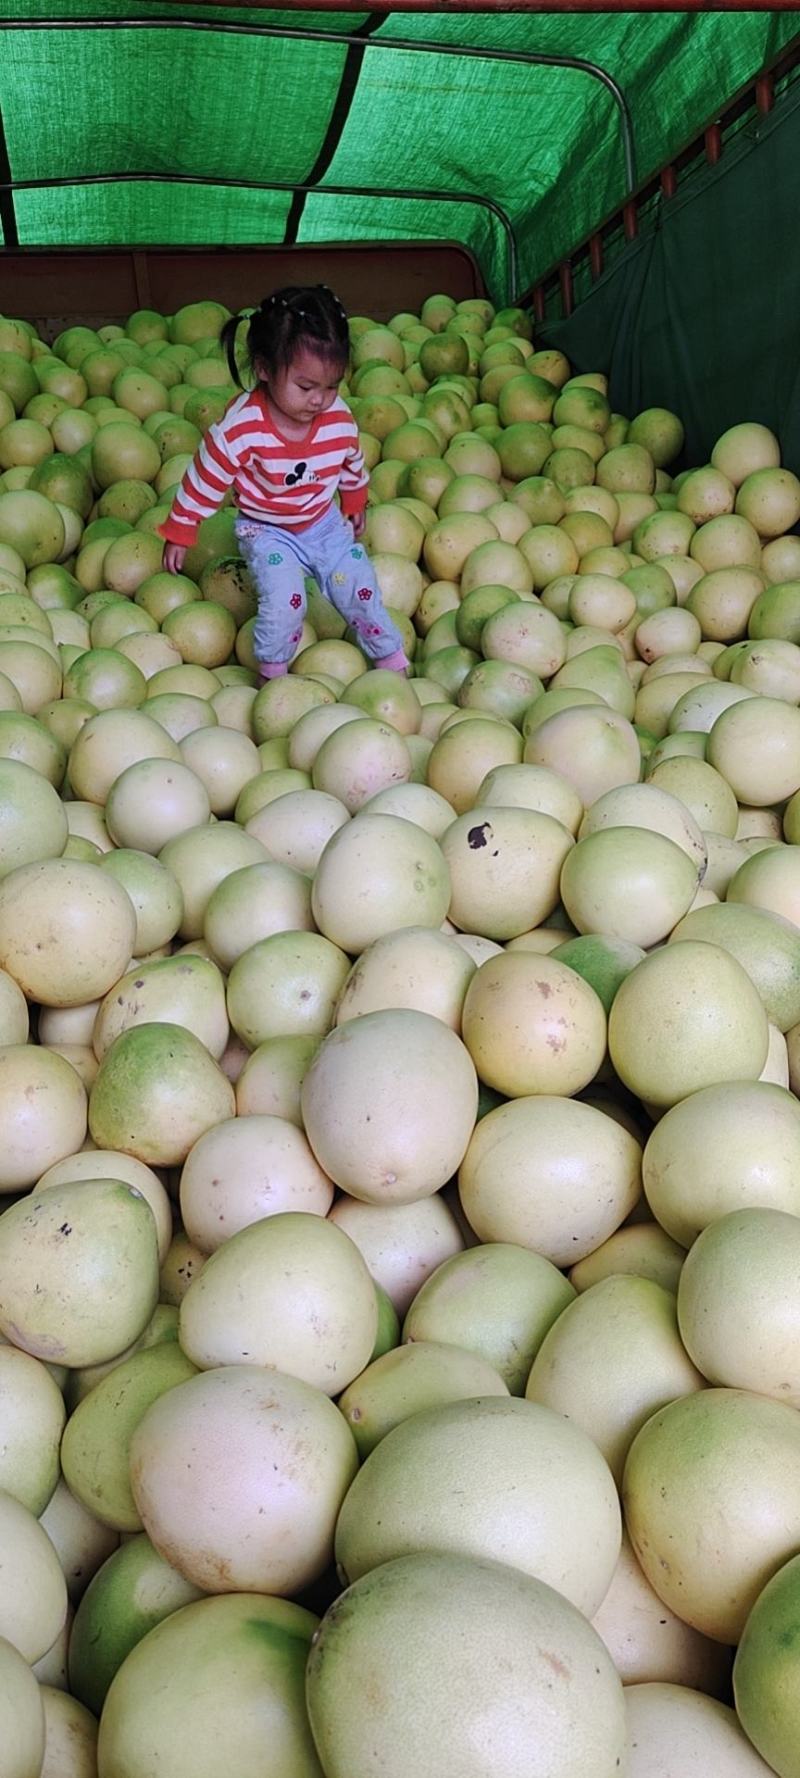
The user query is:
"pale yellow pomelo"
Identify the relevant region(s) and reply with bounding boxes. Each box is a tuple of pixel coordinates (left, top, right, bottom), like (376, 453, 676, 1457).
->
(158, 822, 267, 938)
(243, 787, 349, 875)
(609, 941, 769, 1108)
(96, 847, 181, 955)
(301, 1008, 477, 1205)
(726, 842, 800, 931)
(426, 716, 522, 814)
(423, 513, 498, 581)
(158, 1231, 205, 1306)
(130, 1364, 357, 1594)
(0, 1345, 65, 1513)
(690, 512, 762, 573)
(711, 421, 780, 486)
(0, 756, 67, 878)
(524, 704, 641, 805)
(179, 1209, 376, 1391)
(335, 926, 475, 1030)
(623, 1682, 774, 1778)
(89, 1022, 235, 1166)
(0, 966, 28, 1044)
(461, 949, 605, 1096)
(359, 780, 456, 837)
(37, 1147, 171, 1263)
(477, 760, 583, 832)
(311, 813, 450, 953)
(0, 1633, 46, 1778)
(403, 1241, 575, 1394)
(707, 695, 800, 805)
(481, 597, 566, 677)
(312, 717, 411, 812)
(0, 636, 61, 713)
(335, 1395, 620, 1617)
(306, 1550, 625, 1778)
(569, 1223, 685, 1295)
(592, 1534, 730, 1693)
(177, 726, 258, 815)
(92, 953, 228, 1061)
(677, 1207, 800, 1407)
(560, 826, 699, 947)
(234, 1033, 319, 1124)
(38, 1687, 97, 1778)
(0, 1042, 87, 1191)
(442, 803, 571, 939)
(225, 930, 350, 1049)
(285, 701, 363, 772)
(643, 1080, 800, 1242)
(0, 1489, 68, 1662)
(251, 673, 335, 742)
(647, 754, 739, 835)
(686, 566, 764, 640)
(339, 1341, 507, 1459)
(623, 1388, 800, 1642)
(459, 1095, 641, 1267)
(578, 779, 706, 871)
(201, 860, 312, 971)
(68, 708, 180, 805)
(526, 1275, 703, 1484)
(104, 756, 210, 853)
(0, 1177, 158, 1367)
(95, 1591, 322, 1778)
(329, 1191, 463, 1316)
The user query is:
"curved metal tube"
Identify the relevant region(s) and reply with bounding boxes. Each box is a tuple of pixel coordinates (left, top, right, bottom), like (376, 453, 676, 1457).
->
(1, 15, 639, 265)
(2, 169, 518, 303)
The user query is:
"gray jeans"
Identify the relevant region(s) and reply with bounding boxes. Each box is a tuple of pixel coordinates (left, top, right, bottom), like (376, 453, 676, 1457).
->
(235, 504, 405, 667)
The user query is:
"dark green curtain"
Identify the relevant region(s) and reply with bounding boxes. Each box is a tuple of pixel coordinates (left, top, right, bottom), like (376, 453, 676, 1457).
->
(541, 84, 800, 472)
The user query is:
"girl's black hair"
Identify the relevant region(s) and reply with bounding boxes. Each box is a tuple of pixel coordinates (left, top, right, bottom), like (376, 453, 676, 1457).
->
(221, 284, 350, 389)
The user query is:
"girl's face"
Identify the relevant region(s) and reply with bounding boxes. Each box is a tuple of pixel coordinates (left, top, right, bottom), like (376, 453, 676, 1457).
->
(258, 345, 344, 427)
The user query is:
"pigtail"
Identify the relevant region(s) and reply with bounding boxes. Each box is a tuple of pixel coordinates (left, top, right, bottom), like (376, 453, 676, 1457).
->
(220, 313, 245, 387)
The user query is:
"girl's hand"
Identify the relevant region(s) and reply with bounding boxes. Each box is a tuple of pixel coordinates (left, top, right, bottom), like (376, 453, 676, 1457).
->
(164, 542, 187, 575)
(351, 510, 367, 541)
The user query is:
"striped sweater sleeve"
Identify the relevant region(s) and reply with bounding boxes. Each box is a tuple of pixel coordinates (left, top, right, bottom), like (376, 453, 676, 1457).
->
(338, 416, 370, 518)
(158, 398, 246, 547)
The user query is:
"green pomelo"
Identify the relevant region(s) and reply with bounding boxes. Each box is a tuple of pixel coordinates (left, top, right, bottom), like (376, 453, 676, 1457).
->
(306, 1551, 625, 1778)
(97, 1591, 322, 1778)
(338, 1340, 508, 1457)
(61, 1343, 197, 1532)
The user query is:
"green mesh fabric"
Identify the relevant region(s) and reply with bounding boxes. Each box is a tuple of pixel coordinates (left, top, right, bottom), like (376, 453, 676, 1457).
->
(540, 82, 800, 471)
(0, 7, 797, 296)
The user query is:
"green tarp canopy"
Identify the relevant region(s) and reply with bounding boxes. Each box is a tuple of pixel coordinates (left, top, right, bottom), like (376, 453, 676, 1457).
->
(1, 4, 797, 299)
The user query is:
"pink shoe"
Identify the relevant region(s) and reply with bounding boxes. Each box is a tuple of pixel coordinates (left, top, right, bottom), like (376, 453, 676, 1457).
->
(375, 649, 410, 674)
(258, 661, 289, 680)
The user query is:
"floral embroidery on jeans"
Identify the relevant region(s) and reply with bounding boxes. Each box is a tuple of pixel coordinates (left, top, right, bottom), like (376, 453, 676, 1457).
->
(331, 572, 346, 586)
(268, 552, 283, 565)
(356, 587, 373, 601)
(289, 593, 302, 609)
(350, 547, 363, 559)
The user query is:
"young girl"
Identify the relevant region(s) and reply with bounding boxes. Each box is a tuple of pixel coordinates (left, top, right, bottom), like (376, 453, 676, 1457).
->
(160, 284, 409, 678)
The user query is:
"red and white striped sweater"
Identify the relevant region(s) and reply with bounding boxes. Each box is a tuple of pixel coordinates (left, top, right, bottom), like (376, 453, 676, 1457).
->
(158, 387, 369, 547)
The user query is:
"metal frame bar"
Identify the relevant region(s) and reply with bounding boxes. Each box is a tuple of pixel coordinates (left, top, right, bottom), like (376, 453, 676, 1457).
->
(1, 169, 518, 302)
(1, 13, 639, 298)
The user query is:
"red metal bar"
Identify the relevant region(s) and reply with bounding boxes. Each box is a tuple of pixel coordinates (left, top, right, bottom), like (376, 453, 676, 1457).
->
(559, 261, 573, 319)
(705, 123, 723, 165)
(756, 71, 775, 115)
(660, 165, 677, 199)
(622, 199, 638, 241)
(589, 233, 603, 280)
(532, 284, 546, 325)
